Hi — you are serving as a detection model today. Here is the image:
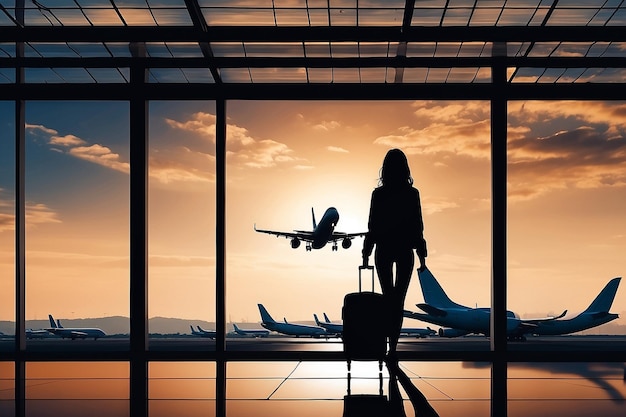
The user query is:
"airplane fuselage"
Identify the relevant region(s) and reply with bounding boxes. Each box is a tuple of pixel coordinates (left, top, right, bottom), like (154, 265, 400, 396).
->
(407, 307, 522, 336)
(47, 328, 106, 340)
(531, 312, 619, 335)
(311, 207, 339, 249)
(261, 321, 327, 337)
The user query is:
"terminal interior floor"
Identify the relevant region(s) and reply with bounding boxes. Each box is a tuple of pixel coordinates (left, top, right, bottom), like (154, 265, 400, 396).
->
(2, 360, 626, 417)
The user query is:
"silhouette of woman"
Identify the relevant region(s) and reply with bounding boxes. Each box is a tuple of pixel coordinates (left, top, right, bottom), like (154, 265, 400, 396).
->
(362, 148, 427, 355)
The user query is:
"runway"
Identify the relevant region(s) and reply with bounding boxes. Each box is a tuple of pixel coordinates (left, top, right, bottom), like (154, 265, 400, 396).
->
(2, 335, 626, 356)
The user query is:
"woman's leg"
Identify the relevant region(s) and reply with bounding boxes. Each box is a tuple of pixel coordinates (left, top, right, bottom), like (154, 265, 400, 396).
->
(388, 249, 414, 353)
(374, 248, 394, 296)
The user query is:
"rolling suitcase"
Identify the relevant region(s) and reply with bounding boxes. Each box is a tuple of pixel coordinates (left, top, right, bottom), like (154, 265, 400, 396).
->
(342, 265, 388, 366)
(342, 265, 388, 417)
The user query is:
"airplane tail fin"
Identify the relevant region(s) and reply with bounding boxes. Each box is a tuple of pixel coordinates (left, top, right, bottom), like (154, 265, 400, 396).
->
(48, 315, 57, 328)
(313, 314, 321, 325)
(582, 277, 621, 314)
(233, 323, 240, 332)
(190, 325, 195, 333)
(418, 268, 466, 309)
(258, 304, 276, 324)
(311, 207, 317, 229)
(323, 313, 331, 323)
(57, 319, 63, 328)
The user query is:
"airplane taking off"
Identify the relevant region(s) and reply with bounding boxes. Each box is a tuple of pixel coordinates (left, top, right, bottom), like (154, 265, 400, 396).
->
(232, 323, 270, 338)
(190, 325, 216, 338)
(46, 315, 106, 340)
(258, 304, 328, 337)
(403, 268, 621, 340)
(254, 207, 366, 251)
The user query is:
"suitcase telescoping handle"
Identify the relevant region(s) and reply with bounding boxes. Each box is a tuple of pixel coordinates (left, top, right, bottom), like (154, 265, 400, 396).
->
(358, 265, 375, 292)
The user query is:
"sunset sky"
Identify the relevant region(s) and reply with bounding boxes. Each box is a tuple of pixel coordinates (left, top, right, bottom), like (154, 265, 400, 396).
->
(0, 99, 625, 329)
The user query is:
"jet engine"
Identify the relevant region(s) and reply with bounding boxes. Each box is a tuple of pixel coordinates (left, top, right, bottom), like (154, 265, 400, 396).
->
(438, 328, 470, 338)
(290, 238, 301, 249)
(341, 238, 352, 249)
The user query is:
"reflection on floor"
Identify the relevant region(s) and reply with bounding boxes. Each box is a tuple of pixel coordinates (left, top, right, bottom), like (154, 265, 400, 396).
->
(1, 361, 625, 417)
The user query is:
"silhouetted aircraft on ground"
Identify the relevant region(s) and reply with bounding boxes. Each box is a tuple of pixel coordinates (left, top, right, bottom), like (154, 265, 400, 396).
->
(403, 268, 621, 340)
(46, 315, 106, 340)
(258, 304, 328, 337)
(232, 323, 270, 338)
(190, 325, 216, 338)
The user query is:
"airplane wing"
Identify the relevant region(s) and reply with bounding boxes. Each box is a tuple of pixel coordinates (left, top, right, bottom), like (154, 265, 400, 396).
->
(254, 225, 315, 242)
(330, 231, 367, 239)
(520, 310, 567, 324)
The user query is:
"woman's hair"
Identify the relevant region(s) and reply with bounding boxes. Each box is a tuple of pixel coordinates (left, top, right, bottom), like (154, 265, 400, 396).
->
(379, 148, 413, 187)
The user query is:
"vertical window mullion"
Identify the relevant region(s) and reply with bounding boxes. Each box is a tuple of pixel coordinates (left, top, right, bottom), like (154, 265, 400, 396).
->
(130, 42, 149, 417)
(215, 97, 227, 417)
(491, 43, 508, 417)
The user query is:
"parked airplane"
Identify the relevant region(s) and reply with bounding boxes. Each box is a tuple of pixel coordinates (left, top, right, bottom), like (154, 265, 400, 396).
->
(399, 327, 437, 338)
(313, 313, 343, 336)
(254, 207, 366, 251)
(46, 314, 106, 340)
(258, 304, 328, 337)
(232, 323, 270, 338)
(190, 325, 216, 338)
(403, 268, 621, 340)
(26, 328, 51, 339)
(314, 312, 435, 338)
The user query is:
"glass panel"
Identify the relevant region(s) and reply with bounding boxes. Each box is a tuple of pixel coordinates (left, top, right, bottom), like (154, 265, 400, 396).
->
(149, 362, 216, 417)
(0, 362, 15, 416)
(25, 101, 129, 350)
(508, 362, 626, 417)
(225, 101, 491, 351)
(226, 361, 489, 417)
(148, 101, 216, 350)
(0, 102, 15, 344)
(26, 362, 129, 417)
(508, 101, 626, 346)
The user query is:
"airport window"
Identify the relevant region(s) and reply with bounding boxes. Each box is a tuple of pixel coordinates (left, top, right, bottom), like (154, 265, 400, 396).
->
(507, 101, 626, 346)
(1, 1, 625, 416)
(24, 101, 130, 349)
(0, 101, 15, 343)
(148, 101, 216, 349)
(225, 100, 492, 353)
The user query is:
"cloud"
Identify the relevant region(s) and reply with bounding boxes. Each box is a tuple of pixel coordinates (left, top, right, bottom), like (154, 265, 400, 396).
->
(149, 147, 215, 184)
(166, 112, 305, 170)
(0, 198, 61, 233)
(507, 101, 626, 200)
(371, 100, 626, 201)
(69, 144, 130, 174)
(327, 146, 349, 153)
(165, 112, 218, 141)
(373, 101, 491, 158)
(50, 134, 87, 147)
(26, 123, 131, 175)
(422, 198, 460, 215)
(313, 120, 341, 131)
(25, 123, 58, 136)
